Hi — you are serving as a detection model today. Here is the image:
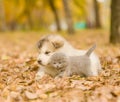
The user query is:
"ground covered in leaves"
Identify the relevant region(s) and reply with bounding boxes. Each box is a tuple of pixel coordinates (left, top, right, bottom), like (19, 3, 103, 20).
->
(0, 30, 120, 102)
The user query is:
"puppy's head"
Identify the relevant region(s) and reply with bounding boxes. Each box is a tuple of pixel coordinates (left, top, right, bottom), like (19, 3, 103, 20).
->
(37, 34, 64, 66)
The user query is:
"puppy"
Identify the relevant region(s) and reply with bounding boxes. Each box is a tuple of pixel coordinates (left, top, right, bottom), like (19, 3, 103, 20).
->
(49, 44, 97, 77)
(36, 34, 101, 80)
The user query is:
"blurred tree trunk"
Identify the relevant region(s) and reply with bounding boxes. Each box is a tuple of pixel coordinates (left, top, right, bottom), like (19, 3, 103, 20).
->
(62, 0, 74, 34)
(9, 20, 17, 30)
(48, 0, 61, 31)
(22, 0, 37, 29)
(0, 0, 7, 31)
(26, 10, 33, 29)
(93, 0, 101, 28)
(110, 0, 120, 44)
(85, 0, 94, 28)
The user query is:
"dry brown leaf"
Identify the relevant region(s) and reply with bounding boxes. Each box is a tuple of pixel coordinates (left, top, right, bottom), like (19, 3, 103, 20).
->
(24, 91, 38, 100)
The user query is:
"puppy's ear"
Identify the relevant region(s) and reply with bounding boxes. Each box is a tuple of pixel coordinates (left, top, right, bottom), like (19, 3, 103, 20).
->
(51, 40, 64, 49)
(37, 40, 43, 49)
(37, 38, 47, 49)
(37, 35, 49, 49)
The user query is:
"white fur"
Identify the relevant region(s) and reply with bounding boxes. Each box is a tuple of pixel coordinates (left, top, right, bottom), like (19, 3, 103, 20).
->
(35, 35, 101, 80)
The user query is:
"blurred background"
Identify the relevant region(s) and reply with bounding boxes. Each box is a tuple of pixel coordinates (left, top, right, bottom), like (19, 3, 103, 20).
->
(0, 0, 110, 31)
(0, 0, 119, 44)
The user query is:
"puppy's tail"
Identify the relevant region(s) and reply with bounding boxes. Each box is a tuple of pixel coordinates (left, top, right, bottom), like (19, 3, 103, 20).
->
(85, 44, 96, 57)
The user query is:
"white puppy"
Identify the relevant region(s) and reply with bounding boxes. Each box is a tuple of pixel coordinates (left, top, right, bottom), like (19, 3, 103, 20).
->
(36, 34, 101, 80)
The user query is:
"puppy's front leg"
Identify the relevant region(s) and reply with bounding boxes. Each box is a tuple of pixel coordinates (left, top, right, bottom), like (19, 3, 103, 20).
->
(35, 67, 45, 80)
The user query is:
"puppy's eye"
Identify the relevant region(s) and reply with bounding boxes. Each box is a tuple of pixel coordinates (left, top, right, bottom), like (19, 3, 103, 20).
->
(45, 51, 51, 55)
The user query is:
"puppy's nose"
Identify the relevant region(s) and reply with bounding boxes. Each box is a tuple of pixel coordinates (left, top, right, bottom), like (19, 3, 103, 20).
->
(38, 60, 42, 64)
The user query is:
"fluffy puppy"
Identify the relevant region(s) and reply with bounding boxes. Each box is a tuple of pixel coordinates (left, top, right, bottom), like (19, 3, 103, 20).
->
(36, 34, 101, 80)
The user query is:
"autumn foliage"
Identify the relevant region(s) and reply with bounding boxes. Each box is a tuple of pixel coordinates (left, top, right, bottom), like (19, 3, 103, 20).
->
(0, 30, 120, 102)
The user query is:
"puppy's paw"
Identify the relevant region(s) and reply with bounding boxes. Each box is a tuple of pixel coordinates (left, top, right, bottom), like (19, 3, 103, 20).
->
(35, 71, 45, 80)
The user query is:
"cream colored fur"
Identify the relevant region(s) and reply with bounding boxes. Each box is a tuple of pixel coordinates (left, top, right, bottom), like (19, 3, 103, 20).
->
(36, 34, 101, 80)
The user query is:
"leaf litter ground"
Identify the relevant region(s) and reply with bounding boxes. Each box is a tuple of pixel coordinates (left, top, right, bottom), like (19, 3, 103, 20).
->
(0, 30, 120, 102)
